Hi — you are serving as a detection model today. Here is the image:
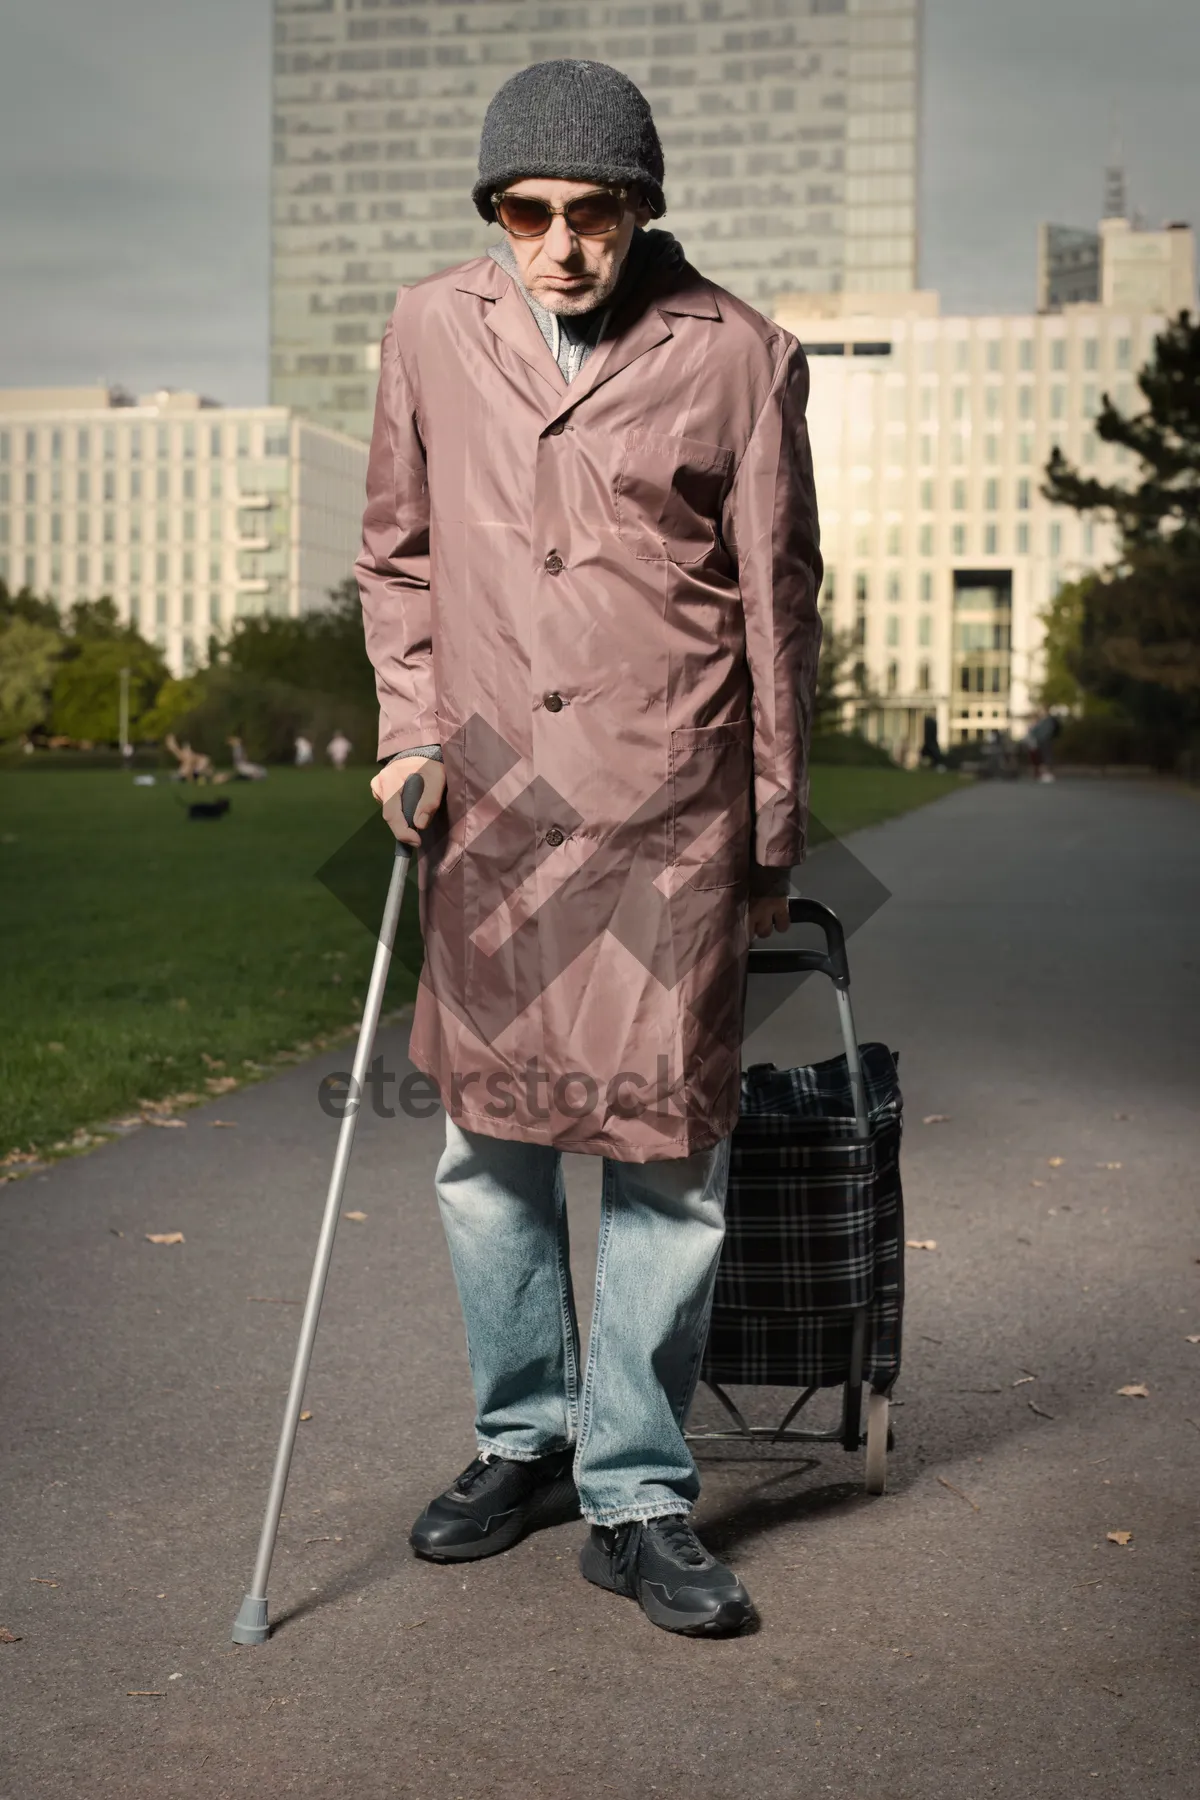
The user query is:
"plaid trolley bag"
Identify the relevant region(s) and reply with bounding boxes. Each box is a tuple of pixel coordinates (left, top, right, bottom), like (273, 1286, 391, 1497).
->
(692, 899, 904, 1494)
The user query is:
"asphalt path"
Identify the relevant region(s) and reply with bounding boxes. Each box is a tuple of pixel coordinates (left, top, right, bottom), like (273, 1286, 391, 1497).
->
(2, 775, 1198, 1799)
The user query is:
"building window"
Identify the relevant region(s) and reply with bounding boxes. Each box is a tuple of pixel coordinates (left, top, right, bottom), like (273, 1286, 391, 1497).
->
(1018, 339, 1034, 371)
(130, 468, 142, 501)
(886, 524, 901, 557)
(265, 428, 290, 457)
(1017, 434, 1034, 466)
(1116, 337, 1132, 369)
(1050, 386, 1066, 420)
(103, 512, 115, 543)
(984, 386, 1001, 420)
(1016, 522, 1030, 554)
(183, 512, 195, 541)
(209, 592, 221, 625)
(920, 435, 934, 466)
(1049, 521, 1062, 557)
(854, 527, 871, 557)
(824, 568, 837, 603)
(77, 512, 90, 544)
(51, 513, 62, 544)
(1083, 521, 1095, 557)
(985, 434, 999, 464)
(0, 431, 8, 462)
(887, 571, 901, 602)
(920, 570, 933, 603)
(103, 469, 116, 502)
(952, 387, 968, 421)
(1018, 386, 1034, 420)
(51, 430, 63, 462)
(1084, 339, 1099, 370)
(130, 428, 141, 462)
(986, 340, 1002, 372)
(984, 478, 999, 511)
(183, 468, 195, 501)
(954, 341, 969, 372)
(918, 615, 932, 647)
(1051, 340, 1066, 371)
(157, 427, 170, 460)
(76, 552, 89, 586)
(918, 659, 931, 693)
(1016, 479, 1031, 510)
(952, 524, 966, 556)
(919, 478, 933, 510)
(210, 426, 222, 458)
(886, 616, 900, 647)
(886, 660, 899, 694)
(103, 427, 116, 461)
(951, 431, 967, 465)
(156, 512, 168, 542)
(182, 591, 194, 624)
(24, 471, 36, 503)
(156, 551, 168, 582)
(25, 429, 38, 460)
(984, 523, 998, 554)
(952, 479, 966, 511)
(76, 470, 89, 503)
(854, 572, 868, 604)
(919, 524, 934, 556)
(156, 592, 167, 625)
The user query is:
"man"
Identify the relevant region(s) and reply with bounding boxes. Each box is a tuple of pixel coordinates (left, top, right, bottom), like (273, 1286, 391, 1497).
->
(358, 59, 821, 1637)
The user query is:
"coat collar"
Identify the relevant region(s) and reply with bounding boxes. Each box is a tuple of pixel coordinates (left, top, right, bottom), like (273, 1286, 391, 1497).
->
(452, 254, 722, 409)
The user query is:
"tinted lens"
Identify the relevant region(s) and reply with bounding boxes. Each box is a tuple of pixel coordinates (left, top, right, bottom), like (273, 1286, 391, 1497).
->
(564, 193, 625, 236)
(495, 195, 553, 237)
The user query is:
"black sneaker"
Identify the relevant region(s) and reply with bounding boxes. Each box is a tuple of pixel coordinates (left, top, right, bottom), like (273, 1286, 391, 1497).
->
(410, 1449, 580, 1563)
(580, 1515, 756, 1636)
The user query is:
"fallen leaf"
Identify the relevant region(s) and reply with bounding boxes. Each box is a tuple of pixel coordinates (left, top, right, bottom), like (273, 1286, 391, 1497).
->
(1100, 1685, 1123, 1697)
(145, 1232, 185, 1246)
(1030, 1179, 1044, 1188)
(1012, 1375, 1036, 1387)
(936, 1476, 980, 1511)
(343, 1210, 368, 1223)
(211, 1120, 237, 1129)
(29, 1578, 58, 1587)
(127, 1690, 166, 1698)
(205, 1076, 238, 1095)
(1095, 1162, 1122, 1170)
(401, 1618, 427, 1630)
(1106, 1530, 1133, 1547)
(168, 1673, 182, 1681)
(922, 1114, 950, 1125)
(1186, 1335, 1200, 1345)
(0, 1628, 22, 1643)
(906, 1238, 937, 1251)
(1116, 1383, 1149, 1398)
(1047, 1156, 1065, 1167)
(143, 1117, 186, 1130)
(1027, 1399, 1055, 1420)
(299, 1411, 313, 1422)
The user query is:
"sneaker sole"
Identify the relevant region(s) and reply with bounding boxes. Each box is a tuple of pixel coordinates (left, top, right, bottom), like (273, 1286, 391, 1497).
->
(411, 1475, 581, 1564)
(579, 1539, 755, 1637)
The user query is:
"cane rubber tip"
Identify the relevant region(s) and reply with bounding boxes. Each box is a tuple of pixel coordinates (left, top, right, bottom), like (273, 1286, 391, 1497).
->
(231, 1593, 270, 1645)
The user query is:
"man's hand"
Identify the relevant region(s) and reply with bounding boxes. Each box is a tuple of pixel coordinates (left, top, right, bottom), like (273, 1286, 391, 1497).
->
(370, 755, 446, 847)
(749, 895, 790, 940)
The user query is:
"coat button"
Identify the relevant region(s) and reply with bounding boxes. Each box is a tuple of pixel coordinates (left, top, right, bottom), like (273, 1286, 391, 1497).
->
(544, 550, 564, 574)
(547, 420, 566, 436)
(544, 826, 565, 847)
(543, 691, 564, 713)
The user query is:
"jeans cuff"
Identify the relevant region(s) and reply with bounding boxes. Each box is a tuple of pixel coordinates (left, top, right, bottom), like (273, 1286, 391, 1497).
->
(582, 1500, 694, 1528)
(475, 1436, 573, 1464)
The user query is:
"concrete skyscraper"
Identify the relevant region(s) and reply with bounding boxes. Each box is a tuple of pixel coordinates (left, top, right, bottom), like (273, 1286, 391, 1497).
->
(271, 0, 921, 440)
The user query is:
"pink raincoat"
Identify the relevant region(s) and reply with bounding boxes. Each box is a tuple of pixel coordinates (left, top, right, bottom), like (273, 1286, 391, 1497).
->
(357, 247, 821, 1160)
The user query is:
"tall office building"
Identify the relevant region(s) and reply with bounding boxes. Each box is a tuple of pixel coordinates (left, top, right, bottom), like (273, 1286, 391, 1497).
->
(271, 0, 921, 440)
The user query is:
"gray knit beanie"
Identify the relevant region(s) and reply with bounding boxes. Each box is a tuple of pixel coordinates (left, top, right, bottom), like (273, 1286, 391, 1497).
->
(472, 60, 666, 222)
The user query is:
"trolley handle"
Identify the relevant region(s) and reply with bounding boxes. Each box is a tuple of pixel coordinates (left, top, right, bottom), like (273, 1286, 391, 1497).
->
(748, 897, 850, 986)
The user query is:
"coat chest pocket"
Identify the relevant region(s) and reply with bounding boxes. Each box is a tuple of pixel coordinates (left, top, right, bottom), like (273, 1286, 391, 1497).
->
(615, 429, 735, 566)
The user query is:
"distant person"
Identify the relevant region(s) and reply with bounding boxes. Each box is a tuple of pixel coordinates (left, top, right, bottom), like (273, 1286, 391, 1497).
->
(294, 735, 314, 767)
(919, 714, 946, 770)
(326, 731, 353, 771)
(1023, 713, 1060, 784)
(228, 736, 268, 781)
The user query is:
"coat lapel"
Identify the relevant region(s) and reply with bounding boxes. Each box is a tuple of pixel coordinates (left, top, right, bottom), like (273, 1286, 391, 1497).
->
(455, 259, 567, 400)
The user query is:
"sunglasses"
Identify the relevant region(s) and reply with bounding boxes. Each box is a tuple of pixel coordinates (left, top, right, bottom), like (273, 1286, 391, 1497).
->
(492, 188, 629, 239)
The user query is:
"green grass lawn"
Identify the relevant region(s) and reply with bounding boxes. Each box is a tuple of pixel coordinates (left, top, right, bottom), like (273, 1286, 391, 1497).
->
(0, 763, 960, 1157)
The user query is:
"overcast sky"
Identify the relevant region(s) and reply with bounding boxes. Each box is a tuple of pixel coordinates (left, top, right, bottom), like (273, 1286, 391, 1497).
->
(1, 0, 1196, 404)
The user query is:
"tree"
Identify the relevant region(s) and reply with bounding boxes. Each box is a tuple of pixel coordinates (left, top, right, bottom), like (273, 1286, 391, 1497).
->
(50, 632, 169, 743)
(0, 618, 65, 739)
(1043, 312, 1200, 757)
(812, 624, 881, 738)
(0, 578, 60, 632)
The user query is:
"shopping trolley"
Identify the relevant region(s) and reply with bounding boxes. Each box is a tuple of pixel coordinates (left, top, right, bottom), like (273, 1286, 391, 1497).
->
(689, 898, 904, 1494)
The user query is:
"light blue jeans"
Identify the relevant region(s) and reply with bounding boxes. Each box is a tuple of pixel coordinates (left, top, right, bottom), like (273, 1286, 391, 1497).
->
(434, 1118, 731, 1526)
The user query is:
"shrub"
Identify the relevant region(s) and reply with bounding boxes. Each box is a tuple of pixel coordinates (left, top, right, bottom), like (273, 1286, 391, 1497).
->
(809, 732, 896, 768)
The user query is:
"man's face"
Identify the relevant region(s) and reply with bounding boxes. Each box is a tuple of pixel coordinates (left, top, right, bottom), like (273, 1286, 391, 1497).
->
(499, 177, 653, 316)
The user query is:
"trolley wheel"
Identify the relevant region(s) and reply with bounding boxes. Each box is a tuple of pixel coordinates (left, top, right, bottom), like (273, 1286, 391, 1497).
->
(864, 1392, 889, 1495)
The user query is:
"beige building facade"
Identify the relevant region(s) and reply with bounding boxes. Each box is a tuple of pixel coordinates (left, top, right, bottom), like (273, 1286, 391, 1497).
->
(271, 0, 921, 440)
(0, 388, 367, 675)
(776, 291, 1163, 755)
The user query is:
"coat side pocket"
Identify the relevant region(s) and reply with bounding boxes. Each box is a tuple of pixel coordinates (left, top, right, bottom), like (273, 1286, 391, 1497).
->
(669, 720, 753, 892)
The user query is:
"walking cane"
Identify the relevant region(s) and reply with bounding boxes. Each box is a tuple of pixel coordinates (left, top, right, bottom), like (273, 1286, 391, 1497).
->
(231, 774, 425, 1645)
